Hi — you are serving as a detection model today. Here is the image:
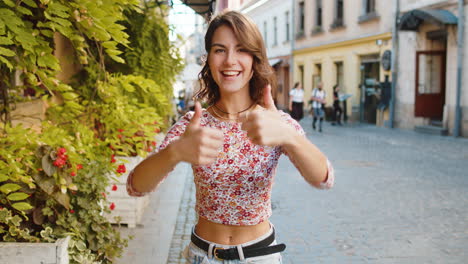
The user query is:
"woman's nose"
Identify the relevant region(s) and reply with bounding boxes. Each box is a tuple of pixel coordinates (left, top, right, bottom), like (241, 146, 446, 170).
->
(224, 50, 236, 65)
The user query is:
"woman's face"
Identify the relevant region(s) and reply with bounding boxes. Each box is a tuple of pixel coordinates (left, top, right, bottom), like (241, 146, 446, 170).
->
(208, 25, 254, 96)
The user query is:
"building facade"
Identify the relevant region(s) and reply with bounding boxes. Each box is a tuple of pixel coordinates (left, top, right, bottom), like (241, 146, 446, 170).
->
(396, 0, 467, 136)
(240, 0, 294, 109)
(293, 0, 394, 124)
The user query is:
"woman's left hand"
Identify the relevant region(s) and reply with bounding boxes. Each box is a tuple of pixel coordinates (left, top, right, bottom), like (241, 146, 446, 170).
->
(241, 85, 296, 146)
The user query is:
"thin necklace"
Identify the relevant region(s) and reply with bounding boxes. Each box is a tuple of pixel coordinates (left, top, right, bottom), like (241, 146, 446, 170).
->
(213, 101, 256, 115)
(210, 107, 240, 121)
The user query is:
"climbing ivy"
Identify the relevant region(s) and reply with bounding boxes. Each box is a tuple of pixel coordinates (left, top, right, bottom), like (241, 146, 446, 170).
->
(0, 0, 182, 263)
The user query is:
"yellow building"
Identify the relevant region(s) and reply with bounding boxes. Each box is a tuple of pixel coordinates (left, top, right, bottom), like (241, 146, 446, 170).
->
(293, 0, 393, 125)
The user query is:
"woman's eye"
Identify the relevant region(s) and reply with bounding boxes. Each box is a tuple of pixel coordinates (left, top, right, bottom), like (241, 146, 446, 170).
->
(214, 49, 225, 53)
(238, 48, 248, 53)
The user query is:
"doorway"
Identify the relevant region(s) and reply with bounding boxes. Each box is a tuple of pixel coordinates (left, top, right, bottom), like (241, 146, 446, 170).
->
(360, 55, 380, 124)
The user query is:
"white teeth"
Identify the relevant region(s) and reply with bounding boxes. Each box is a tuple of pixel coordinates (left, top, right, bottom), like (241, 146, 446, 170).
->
(222, 71, 240, 76)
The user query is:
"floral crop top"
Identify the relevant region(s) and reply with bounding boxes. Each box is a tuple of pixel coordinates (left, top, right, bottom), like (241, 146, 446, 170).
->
(127, 109, 334, 226)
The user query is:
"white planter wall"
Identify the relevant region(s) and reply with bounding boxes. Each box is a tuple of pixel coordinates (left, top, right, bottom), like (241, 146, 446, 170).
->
(0, 236, 70, 264)
(105, 156, 150, 228)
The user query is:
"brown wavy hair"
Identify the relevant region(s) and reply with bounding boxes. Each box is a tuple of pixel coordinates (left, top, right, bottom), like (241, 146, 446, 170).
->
(195, 10, 276, 106)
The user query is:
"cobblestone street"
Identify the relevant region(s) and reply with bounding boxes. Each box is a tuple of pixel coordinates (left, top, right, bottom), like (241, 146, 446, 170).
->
(166, 117, 468, 264)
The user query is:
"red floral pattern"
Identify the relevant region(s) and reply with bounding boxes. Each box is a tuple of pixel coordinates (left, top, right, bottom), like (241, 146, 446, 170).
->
(127, 109, 335, 225)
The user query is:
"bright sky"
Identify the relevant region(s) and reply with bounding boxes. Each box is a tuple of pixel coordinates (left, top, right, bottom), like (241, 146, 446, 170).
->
(168, 0, 203, 41)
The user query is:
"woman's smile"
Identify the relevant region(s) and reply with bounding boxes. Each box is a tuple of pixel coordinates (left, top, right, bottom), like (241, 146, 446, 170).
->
(208, 25, 253, 95)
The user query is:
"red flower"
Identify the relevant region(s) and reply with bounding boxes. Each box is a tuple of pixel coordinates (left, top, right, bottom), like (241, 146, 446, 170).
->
(146, 147, 152, 152)
(117, 134, 123, 139)
(76, 164, 83, 170)
(101, 192, 107, 198)
(111, 184, 118, 191)
(151, 141, 157, 146)
(116, 164, 126, 174)
(58, 147, 67, 156)
(154, 128, 160, 133)
(109, 203, 116, 210)
(70, 171, 76, 177)
(110, 154, 116, 163)
(69, 209, 75, 214)
(53, 158, 66, 168)
(117, 129, 124, 133)
(37, 168, 43, 171)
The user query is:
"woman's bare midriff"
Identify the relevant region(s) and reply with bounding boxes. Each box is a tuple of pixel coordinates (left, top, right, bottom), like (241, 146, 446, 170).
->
(195, 216, 271, 245)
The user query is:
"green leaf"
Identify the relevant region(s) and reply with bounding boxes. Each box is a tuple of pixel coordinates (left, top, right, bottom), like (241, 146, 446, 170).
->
(17, 6, 33, 16)
(52, 191, 70, 209)
(23, 0, 38, 8)
(0, 174, 8, 182)
(0, 183, 22, 194)
(109, 54, 125, 64)
(3, 0, 15, 8)
(0, 55, 13, 69)
(42, 155, 56, 177)
(12, 202, 33, 211)
(7, 192, 30, 201)
(0, 46, 15, 57)
(0, 36, 13, 45)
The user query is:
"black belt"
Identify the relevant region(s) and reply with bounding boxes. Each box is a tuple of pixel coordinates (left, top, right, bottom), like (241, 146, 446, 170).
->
(190, 229, 286, 260)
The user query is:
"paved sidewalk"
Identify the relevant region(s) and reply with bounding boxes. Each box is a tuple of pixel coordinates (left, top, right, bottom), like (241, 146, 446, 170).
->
(115, 162, 191, 264)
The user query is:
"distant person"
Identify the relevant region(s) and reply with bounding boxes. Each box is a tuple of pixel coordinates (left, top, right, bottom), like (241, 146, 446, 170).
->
(310, 82, 326, 132)
(127, 11, 334, 263)
(332, 85, 343, 126)
(288, 82, 304, 121)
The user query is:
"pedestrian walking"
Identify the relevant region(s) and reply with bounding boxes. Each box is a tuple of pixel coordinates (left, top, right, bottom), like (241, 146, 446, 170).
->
(288, 82, 304, 121)
(126, 11, 334, 263)
(310, 82, 326, 132)
(332, 85, 343, 126)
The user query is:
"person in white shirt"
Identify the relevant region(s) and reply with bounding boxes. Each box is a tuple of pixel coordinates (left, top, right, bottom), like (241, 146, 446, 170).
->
(288, 82, 304, 121)
(310, 82, 326, 132)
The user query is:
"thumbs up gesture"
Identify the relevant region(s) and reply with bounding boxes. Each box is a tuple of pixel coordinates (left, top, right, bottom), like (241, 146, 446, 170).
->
(176, 102, 224, 165)
(241, 85, 295, 146)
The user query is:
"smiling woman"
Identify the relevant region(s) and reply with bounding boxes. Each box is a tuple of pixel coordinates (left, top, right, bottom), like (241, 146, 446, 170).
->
(127, 10, 335, 263)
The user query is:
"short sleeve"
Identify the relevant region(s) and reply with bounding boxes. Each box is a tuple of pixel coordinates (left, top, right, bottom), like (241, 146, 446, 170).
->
(126, 112, 194, 197)
(279, 111, 305, 137)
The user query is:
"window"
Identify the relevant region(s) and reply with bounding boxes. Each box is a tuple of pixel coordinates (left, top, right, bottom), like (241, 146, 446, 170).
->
(264, 21, 268, 46)
(359, 0, 379, 23)
(316, 0, 323, 27)
(297, 1, 305, 37)
(285, 11, 290, 42)
(365, 0, 376, 14)
(331, 0, 344, 29)
(273, 17, 278, 46)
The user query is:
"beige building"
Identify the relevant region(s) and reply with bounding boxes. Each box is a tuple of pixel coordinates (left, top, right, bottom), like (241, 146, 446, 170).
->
(293, 0, 394, 125)
(396, 0, 467, 137)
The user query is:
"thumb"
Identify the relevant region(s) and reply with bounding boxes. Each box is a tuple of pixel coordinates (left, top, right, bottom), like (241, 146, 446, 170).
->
(189, 101, 202, 127)
(263, 84, 277, 111)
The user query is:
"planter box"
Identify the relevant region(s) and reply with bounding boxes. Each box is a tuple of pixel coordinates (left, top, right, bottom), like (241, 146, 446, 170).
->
(0, 236, 70, 264)
(105, 156, 150, 228)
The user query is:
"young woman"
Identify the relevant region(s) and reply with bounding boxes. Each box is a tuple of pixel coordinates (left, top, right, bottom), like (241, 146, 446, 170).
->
(288, 82, 304, 121)
(126, 11, 334, 263)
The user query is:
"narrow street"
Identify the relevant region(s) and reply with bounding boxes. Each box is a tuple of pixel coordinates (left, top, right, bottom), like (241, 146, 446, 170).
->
(167, 117, 468, 263)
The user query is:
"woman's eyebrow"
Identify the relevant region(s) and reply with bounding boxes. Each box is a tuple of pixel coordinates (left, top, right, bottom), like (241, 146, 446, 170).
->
(211, 43, 243, 48)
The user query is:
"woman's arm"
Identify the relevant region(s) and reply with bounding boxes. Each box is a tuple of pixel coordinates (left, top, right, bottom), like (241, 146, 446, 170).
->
(128, 102, 224, 195)
(242, 85, 334, 189)
(281, 130, 331, 188)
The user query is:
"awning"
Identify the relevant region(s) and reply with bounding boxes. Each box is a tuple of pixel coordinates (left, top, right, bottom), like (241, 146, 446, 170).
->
(268, 58, 283, 67)
(181, 0, 215, 16)
(399, 9, 458, 31)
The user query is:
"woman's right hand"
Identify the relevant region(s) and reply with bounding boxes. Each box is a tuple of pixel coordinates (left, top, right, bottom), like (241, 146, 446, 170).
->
(174, 102, 224, 165)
